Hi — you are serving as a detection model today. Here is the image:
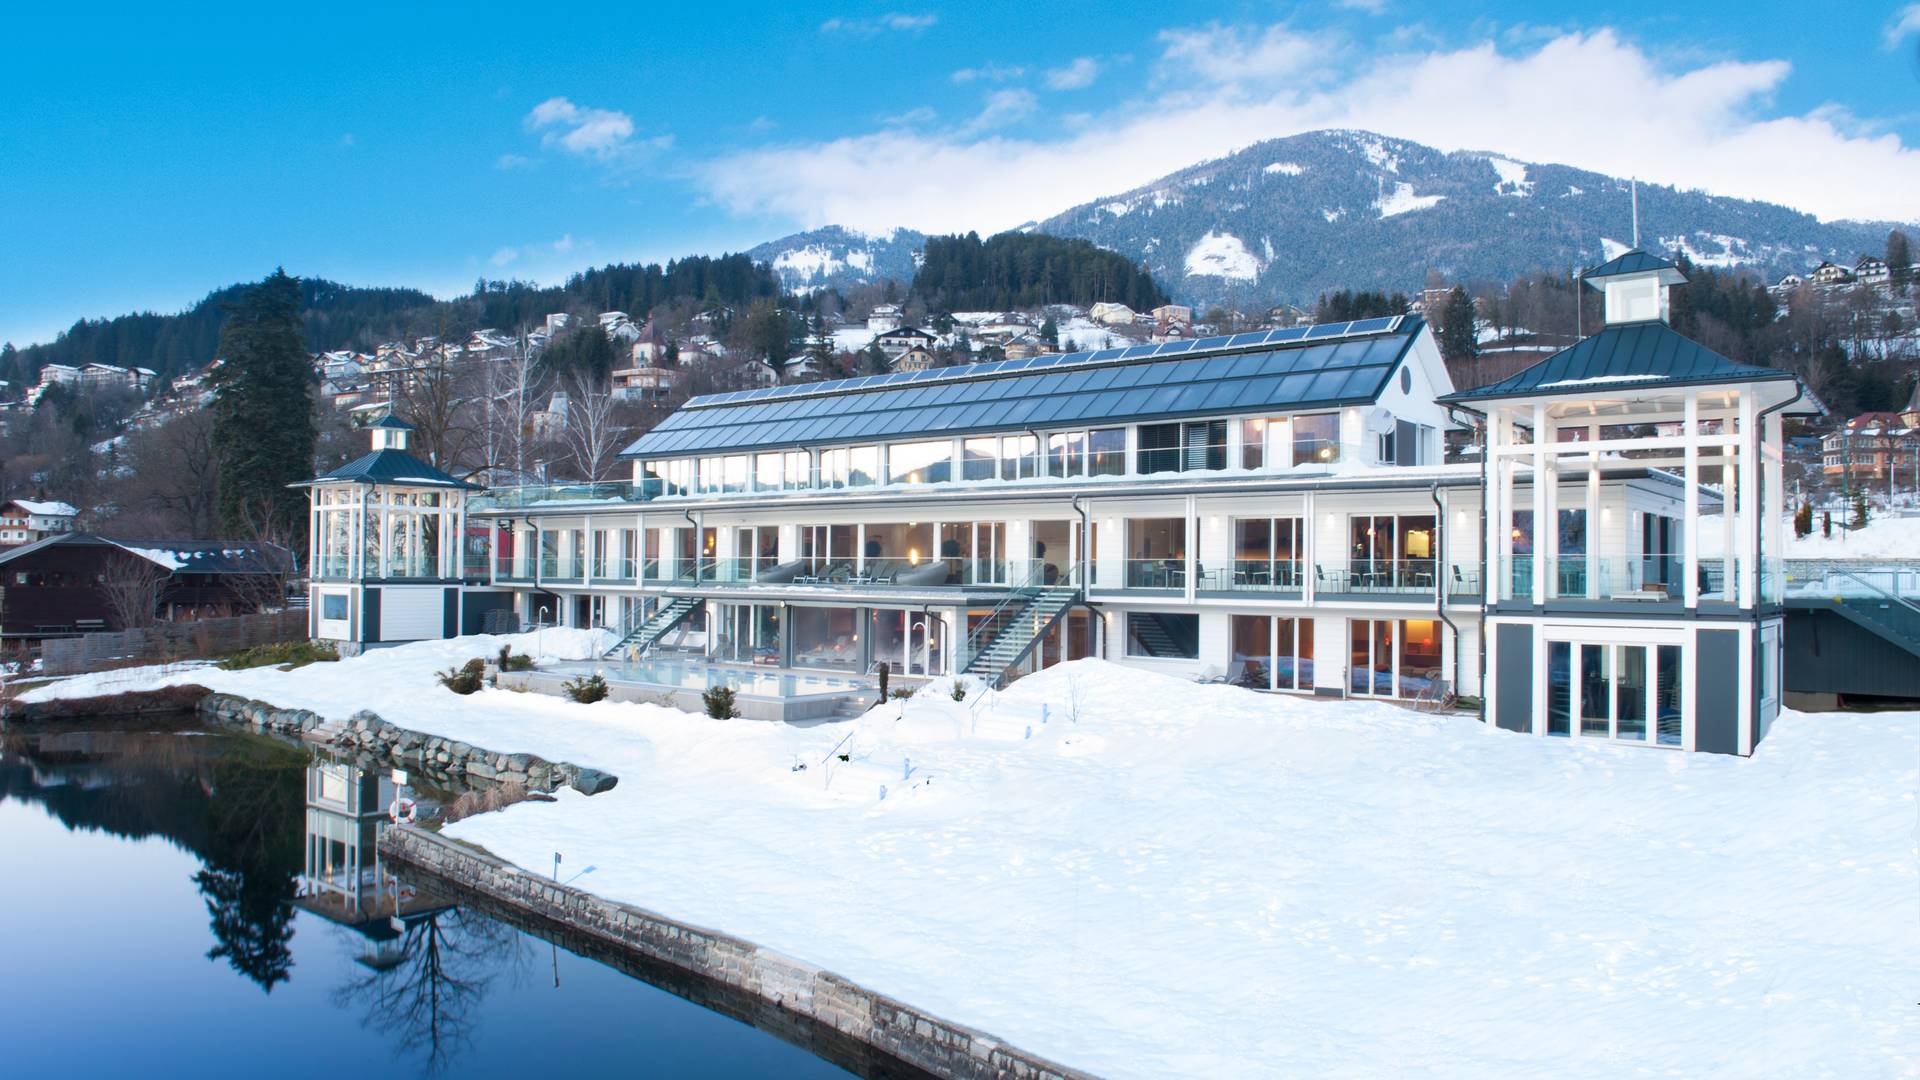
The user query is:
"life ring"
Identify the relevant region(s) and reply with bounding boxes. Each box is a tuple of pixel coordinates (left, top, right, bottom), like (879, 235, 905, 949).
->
(389, 796, 418, 825)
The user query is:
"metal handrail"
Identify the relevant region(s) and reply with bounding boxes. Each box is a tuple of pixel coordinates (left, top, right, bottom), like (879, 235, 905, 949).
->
(964, 562, 1082, 656)
(1820, 568, 1920, 620)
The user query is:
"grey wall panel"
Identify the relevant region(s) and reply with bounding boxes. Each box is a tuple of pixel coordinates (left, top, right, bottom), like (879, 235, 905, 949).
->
(1495, 623, 1533, 733)
(1695, 629, 1740, 755)
(362, 587, 381, 645)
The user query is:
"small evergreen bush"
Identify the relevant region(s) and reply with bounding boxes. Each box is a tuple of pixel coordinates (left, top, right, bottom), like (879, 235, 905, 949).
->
(496, 644, 535, 672)
(219, 640, 339, 671)
(436, 658, 486, 695)
(702, 684, 739, 718)
(1793, 502, 1813, 539)
(950, 681, 968, 702)
(889, 687, 916, 700)
(563, 672, 609, 704)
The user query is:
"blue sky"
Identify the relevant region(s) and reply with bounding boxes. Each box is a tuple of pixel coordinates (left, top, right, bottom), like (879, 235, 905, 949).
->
(3, 1, 1917, 348)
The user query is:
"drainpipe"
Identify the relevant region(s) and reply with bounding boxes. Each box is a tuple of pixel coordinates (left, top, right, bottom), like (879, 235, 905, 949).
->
(1071, 494, 1093, 656)
(682, 508, 700, 585)
(1446, 403, 1489, 723)
(1430, 481, 1461, 699)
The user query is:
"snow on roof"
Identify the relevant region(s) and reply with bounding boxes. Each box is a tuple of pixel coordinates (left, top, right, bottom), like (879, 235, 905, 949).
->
(9, 499, 78, 517)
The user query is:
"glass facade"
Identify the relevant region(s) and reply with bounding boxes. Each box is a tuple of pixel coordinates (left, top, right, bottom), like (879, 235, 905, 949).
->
(1229, 615, 1315, 690)
(791, 606, 860, 671)
(1292, 413, 1339, 465)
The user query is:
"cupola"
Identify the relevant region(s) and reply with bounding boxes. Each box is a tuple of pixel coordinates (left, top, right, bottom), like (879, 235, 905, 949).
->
(1582, 250, 1688, 326)
(367, 412, 414, 451)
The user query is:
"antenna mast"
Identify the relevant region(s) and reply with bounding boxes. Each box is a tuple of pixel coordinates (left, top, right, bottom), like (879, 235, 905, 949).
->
(1631, 179, 1640, 249)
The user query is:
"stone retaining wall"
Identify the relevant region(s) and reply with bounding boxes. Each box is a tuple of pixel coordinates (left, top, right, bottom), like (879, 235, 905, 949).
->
(197, 691, 618, 796)
(380, 827, 1095, 1080)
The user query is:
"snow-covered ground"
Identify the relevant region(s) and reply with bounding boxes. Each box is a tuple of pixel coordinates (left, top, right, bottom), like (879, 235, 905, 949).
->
(16, 642, 1917, 1077)
(1695, 512, 1920, 560)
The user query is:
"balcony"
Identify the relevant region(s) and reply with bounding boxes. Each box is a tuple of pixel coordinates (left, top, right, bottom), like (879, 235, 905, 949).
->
(1314, 559, 1439, 595)
(470, 478, 666, 512)
(1196, 559, 1304, 595)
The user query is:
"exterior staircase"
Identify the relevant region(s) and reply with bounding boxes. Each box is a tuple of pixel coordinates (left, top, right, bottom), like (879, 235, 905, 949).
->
(963, 568, 1083, 687)
(601, 595, 701, 659)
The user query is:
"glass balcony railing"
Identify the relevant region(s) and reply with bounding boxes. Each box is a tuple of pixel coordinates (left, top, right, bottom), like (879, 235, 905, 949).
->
(1124, 558, 1189, 589)
(469, 478, 666, 512)
(315, 554, 351, 580)
(1314, 559, 1439, 593)
(1196, 559, 1303, 592)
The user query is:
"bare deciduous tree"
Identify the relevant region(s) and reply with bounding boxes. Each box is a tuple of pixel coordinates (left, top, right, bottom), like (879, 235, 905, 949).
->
(556, 372, 626, 482)
(97, 550, 168, 630)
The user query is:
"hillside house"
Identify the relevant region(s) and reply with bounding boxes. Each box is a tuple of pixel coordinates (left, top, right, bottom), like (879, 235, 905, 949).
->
(1809, 261, 1855, 288)
(867, 304, 905, 333)
(874, 326, 940, 360)
(1855, 256, 1890, 287)
(0, 499, 78, 548)
(891, 345, 938, 372)
(1088, 302, 1137, 327)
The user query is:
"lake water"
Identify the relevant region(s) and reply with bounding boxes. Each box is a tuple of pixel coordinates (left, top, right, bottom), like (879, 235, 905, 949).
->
(0, 719, 901, 1078)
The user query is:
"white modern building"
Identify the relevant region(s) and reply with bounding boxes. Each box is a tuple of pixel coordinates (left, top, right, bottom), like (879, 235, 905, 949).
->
(303, 252, 1809, 753)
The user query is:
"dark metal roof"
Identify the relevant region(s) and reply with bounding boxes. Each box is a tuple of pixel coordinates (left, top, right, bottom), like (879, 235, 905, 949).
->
(1583, 249, 1683, 283)
(299, 449, 480, 489)
(0, 533, 294, 575)
(1439, 322, 1797, 405)
(366, 413, 416, 430)
(623, 316, 1424, 459)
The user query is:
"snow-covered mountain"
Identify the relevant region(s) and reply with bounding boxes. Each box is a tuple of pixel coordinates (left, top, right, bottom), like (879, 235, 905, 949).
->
(747, 225, 925, 293)
(1029, 129, 1898, 306)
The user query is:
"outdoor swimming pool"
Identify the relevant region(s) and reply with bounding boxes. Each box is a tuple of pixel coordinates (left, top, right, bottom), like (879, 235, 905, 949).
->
(579, 657, 870, 698)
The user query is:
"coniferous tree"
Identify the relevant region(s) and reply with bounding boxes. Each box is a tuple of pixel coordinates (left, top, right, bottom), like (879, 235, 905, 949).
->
(207, 269, 315, 546)
(1437, 286, 1478, 361)
(1888, 229, 1912, 285)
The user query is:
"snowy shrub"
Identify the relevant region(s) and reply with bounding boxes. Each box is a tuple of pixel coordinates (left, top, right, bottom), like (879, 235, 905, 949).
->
(702, 684, 739, 718)
(219, 640, 338, 671)
(436, 658, 486, 695)
(949, 682, 968, 702)
(889, 687, 916, 700)
(563, 672, 609, 704)
(495, 645, 535, 672)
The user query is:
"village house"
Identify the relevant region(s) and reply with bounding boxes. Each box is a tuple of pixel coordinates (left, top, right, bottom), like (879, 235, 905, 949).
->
(1808, 261, 1855, 288)
(0, 499, 79, 548)
(1820, 412, 1920, 485)
(873, 325, 940, 360)
(1088, 302, 1137, 327)
(890, 344, 938, 371)
(866, 304, 905, 333)
(1854, 255, 1890, 287)
(0, 532, 293, 641)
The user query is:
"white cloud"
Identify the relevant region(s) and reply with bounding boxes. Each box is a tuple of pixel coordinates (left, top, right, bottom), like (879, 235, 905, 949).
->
(881, 105, 938, 127)
(1338, 0, 1388, 13)
(820, 12, 937, 36)
(495, 153, 532, 171)
(525, 96, 637, 159)
(953, 62, 1026, 84)
(551, 234, 575, 253)
(1886, 5, 1920, 49)
(961, 89, 1037, 135)
(700, 26, 1920, 231)
(1045, 57, 1102, 91)
(490, 247, 519, 267)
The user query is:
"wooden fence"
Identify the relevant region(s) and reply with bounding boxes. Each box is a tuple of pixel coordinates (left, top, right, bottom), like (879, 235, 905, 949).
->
(39, 610, 309, 676)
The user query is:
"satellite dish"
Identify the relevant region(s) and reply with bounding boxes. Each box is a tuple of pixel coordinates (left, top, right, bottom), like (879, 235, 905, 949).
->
(1364, 407, 1397, 435)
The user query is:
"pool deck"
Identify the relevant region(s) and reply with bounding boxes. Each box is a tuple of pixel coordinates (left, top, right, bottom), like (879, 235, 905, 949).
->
(502, 659, 884, 722)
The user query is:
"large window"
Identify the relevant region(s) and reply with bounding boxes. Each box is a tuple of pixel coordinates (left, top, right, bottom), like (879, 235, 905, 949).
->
(1344, 514, 1438, 590)
(1548, 640, 1683, 746)
(800, 524, 856, 575)
(1230, 615, 1315, 690)
(888, 440, 953, 485)
(1293, 413, 1340, 465)
(1044, 427, 1126, 477)
(755, 450, 811, 491)
(1228, 517, 1303, 590)
(792, 606, 860, 672)
(1125, 518, 1186, 588)
(1349, 618, 1442, 697)
(1126, 612, 1199, 659)
(820, 446, 879, 488)
(1137, 421, 1227, 474)
(716, 603, 782, 665)
(938, 521, 1005, 585)
(861, 523, 934, 578)
(1241, 417, 1283, 470)
(868, 609, 945, 676)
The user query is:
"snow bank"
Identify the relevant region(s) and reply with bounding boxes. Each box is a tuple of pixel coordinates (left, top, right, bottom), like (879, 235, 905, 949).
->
(21, 647, 1916, 1078)
(1696, 512, 1920, 560)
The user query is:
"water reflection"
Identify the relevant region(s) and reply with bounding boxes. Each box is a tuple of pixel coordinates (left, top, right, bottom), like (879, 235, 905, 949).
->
(0, 722, 867, 1078)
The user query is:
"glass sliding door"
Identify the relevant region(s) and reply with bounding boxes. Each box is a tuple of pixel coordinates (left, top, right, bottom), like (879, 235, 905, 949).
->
(1547, 641, 1572, 736)
(1230, 615, 1314, 691)
(1549, 639, 1682, 746)
(1349, 618, 1395, 696)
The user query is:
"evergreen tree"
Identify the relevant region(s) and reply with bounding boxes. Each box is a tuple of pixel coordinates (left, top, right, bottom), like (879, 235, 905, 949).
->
(803, 315, 833, 375)
(1888, 229, 1912, 284)
(1437, 286, 1478, 362)
(1852, 492, 1870, 529)
(1038, 317, 1058, 348)
(207, 269, 315, 545)
(861, 343, 891, 375)
(740, 300, 799, 382)
(1822, 510, 1832, 539)
(1793, 502, 1813, 539)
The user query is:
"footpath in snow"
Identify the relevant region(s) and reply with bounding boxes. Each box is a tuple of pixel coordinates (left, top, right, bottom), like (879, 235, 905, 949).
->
(18, 636, 1919, 1078)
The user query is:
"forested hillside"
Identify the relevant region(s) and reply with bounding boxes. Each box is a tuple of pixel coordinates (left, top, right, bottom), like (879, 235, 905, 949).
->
(1, 253, 781, 388)
(911, 232, 1167, 312)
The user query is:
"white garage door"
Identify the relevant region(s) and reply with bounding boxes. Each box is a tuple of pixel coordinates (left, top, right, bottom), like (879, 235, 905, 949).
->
(380, 588, 444, 641)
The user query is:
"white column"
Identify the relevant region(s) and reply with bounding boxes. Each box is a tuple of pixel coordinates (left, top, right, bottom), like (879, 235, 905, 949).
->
(1531, 403, 1548, 605)
(1738, 391, 1760, 608)
(1765, 412, 1786, 603)
(1684, 391, 1700, 609)
(1585, 447, 1601, 597)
